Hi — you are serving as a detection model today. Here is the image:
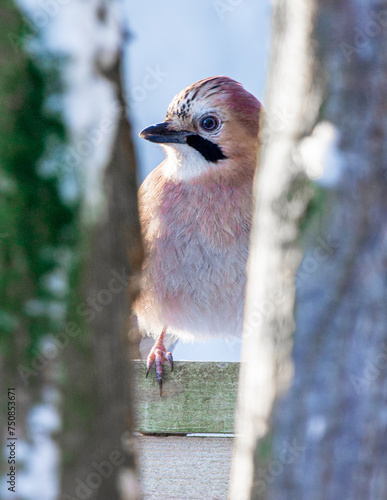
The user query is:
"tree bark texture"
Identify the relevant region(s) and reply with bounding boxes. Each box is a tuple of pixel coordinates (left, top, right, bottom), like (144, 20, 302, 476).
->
(269, 1, 387, 499)
(61, 58, 143, 500)
(231, 0, 387, 499)
(230, 0, 317, 497)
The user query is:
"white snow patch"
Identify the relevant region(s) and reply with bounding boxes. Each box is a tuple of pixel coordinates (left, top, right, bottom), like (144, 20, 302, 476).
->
(299, 121, 343, 186)
(1, 388, 61, 500)
(306, 414, 327, 441)
(18, 0, 124, 220)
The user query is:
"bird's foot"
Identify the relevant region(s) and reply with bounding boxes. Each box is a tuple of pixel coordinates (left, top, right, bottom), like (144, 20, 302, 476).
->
(146, 330, 173, 396)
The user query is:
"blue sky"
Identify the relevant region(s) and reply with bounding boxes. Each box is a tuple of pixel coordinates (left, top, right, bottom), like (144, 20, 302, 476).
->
(123, 0, 272, 182)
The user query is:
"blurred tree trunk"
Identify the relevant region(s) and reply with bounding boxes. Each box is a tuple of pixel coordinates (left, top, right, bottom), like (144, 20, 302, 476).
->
(230, 0, 387, 499)
(0, 0, 142, 497)
(61, 54, 143, 500)
(0, 2, 83, 497)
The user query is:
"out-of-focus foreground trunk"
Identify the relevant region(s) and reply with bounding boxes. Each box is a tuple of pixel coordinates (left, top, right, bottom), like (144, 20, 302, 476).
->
(63, 62, 142, 500)
(1, 1, 143, 498)
(60, 8, 143, 500)
(61, 58, 143, 499)
(230, 0, 387, 499)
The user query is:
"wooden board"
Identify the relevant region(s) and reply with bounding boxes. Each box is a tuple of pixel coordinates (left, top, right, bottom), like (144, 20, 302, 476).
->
(136, 435, 233, 500)
(132, 361, 240, 434)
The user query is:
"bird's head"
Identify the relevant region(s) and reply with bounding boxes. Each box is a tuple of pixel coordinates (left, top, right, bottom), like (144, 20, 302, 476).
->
(140, 76, 262, 181)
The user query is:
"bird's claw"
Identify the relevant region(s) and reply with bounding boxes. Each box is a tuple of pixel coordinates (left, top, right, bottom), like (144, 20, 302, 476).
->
(166, 352, 173, 372)
(146, 340, 173, 396)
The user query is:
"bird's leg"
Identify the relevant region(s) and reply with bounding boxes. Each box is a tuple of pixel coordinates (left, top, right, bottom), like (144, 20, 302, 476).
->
(146, 327, 173, 396)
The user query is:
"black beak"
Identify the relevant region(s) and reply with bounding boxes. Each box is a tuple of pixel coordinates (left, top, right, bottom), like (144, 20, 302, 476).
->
(139, 121, 190, 144)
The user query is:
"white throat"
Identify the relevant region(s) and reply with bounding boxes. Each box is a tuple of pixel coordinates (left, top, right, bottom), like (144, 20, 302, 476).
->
(161, 144, 213, 181)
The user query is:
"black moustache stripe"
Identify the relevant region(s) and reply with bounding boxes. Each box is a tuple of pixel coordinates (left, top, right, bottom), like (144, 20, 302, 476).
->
(186, 134, 227, 163)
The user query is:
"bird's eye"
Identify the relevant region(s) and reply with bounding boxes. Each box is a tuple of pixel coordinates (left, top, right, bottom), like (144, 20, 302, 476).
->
(200, 116, 219, 131)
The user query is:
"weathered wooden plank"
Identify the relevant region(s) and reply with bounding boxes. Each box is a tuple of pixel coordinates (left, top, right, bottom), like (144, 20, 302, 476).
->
(133, 361, 240, 434)
(137, 435, 233, 499)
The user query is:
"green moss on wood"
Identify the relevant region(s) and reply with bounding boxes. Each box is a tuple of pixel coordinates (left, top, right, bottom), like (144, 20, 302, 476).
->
(134, 361, 240, 434)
